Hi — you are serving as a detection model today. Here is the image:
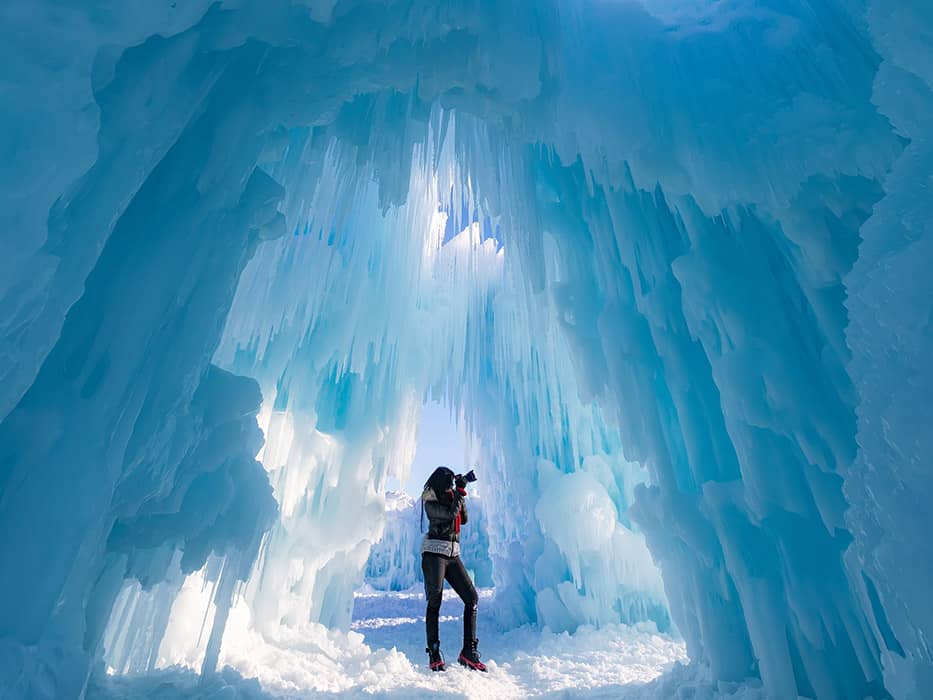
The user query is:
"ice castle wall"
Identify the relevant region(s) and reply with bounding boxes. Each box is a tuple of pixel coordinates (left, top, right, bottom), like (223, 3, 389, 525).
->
(843, 2, 933, 696)
(1, 1, 931, 698)
(206, 111, 668, 639)
(0, 61, 283, 693)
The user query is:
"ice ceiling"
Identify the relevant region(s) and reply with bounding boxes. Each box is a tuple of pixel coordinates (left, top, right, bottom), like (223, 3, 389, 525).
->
(1, 1, 931, 698)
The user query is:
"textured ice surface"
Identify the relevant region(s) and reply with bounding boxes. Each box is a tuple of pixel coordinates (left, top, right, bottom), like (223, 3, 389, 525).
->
(842, 2, 933, 697)
(1, 1, 931, 698)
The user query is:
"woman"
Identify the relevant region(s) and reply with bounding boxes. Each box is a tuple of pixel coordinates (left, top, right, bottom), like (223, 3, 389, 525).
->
(421, 466, 487, 672)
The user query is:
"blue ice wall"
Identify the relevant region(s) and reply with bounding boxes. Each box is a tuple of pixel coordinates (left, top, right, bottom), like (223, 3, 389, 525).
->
(524, 151, 886, 697)
(1, 1, 932, 698)
(843, 3, 933, 696)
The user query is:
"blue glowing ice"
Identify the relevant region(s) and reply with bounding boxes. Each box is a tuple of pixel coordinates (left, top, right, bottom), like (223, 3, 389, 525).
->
(1, 1, 931, 698)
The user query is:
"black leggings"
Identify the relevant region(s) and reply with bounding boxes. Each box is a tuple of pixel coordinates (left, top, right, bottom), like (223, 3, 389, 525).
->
(422, 552, 478, 648)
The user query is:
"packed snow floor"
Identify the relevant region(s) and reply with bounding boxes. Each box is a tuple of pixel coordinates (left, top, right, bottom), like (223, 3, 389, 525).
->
(90, 587, 763, 699)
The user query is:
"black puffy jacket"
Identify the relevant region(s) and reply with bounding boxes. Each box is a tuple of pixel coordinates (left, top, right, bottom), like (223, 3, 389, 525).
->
(422, 486, 468, 549)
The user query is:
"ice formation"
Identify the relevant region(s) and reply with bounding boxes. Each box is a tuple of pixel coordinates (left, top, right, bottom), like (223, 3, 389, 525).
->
(1, 0, 931, 698)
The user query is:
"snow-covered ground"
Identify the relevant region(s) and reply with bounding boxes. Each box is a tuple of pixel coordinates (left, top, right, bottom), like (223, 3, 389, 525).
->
(347, 586, 686, 698)
(90, 587, 713, 699)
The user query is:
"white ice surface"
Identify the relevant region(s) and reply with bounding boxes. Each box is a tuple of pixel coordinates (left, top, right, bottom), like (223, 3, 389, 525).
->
(90, 587, 716, 699)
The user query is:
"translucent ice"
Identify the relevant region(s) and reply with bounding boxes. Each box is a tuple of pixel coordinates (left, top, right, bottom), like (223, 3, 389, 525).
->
(1, 1, 931, 699)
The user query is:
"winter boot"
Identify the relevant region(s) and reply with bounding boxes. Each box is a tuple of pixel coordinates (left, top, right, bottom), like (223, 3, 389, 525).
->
(458, 639, 487, 672)
(427, 642, 446, 672)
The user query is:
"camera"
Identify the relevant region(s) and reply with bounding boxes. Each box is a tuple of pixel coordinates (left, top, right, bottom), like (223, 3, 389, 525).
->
(455, 469, 477, 487)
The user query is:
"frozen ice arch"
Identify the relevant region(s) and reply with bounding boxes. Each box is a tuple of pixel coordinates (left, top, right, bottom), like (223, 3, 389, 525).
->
(1, 1, 931, 698)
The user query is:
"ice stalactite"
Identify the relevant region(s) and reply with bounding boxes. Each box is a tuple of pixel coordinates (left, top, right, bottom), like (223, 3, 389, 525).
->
(206, 112, 666, 643)
(432, 120, 896, 697)
(101, 366, 278, 677)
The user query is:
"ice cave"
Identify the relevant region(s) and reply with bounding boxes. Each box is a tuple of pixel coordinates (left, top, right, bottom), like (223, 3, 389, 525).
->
(1, 1, 931, 698)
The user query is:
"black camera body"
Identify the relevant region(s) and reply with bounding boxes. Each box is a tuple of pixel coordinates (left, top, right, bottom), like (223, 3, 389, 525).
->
(455, 469, 477, 487)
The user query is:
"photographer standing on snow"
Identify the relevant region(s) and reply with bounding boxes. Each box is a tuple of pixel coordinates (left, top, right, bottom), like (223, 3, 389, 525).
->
(420, 466, 487, 672)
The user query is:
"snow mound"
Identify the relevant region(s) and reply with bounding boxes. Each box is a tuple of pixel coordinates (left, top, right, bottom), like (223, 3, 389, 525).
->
(90, 589, 698, 699)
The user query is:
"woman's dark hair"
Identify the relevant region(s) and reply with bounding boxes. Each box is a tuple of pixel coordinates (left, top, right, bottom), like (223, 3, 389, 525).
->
(425, 466, 455, 495)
